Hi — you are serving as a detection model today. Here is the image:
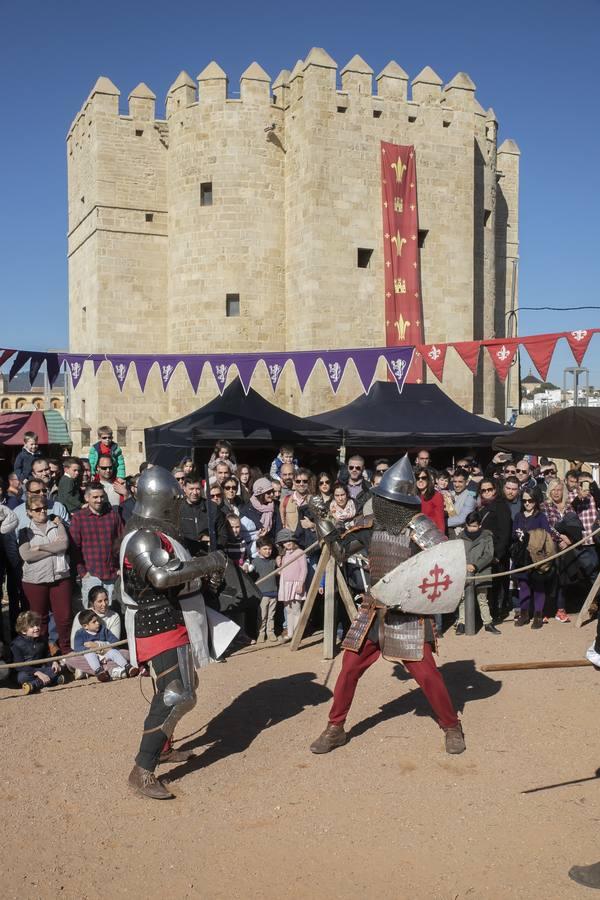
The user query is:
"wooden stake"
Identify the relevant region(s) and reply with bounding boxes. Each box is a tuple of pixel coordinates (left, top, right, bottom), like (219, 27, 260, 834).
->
(289, 545, 330, 651)
(481, 659, 593, 673)
(323, 556, 336, 660)
(335, 565, 359, 623)
(576, 570, 600, 628)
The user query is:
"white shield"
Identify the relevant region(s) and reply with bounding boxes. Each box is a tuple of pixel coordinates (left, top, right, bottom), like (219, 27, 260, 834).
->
(370, 541, 467, 614)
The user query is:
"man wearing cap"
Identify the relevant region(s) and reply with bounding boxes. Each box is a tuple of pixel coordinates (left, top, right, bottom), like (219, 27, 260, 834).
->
(310, 454, 465, 756)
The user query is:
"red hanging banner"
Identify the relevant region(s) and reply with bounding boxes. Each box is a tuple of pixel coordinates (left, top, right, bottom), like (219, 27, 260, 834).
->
(452, 341, 481, 375)
(564, 329, 595, 365)
(381, 142, 423, 382)
(419, 342, 447, 382)
(484, 339, 520, 382)
(520, 334, 559, 381)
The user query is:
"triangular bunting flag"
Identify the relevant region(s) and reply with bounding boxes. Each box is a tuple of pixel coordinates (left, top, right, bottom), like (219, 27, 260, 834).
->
(452, 342, 481, 375)
(46, 354, 61, 388)
(29, 354, 45, 384)
(93, 357, 107, 375)
(260, 355, 288, 391)
(0, 349, 15, 367)
(351, 349, 380, 394)
(520, 335, 558, 381)
(109, 357, 133, 392)
(156, 358, 180, 391)
(485, 340, 519, 382)
(419, 343, 447, 381)
(381, 347, 414, 392)
(60, 355, 89, 389)
(133, 357, 156, 392)
(209, 359, 231, 395)
(235, 356, 259, 394)
(183, 357, 206, 393)
(320, 352, 350, 393)
(291, 353, 318, 392)
(564, 330, 595, 365)
(9, 351, 31, 381)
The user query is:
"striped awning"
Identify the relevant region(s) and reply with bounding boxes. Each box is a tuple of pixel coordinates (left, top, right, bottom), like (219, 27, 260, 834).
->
(43, 409, 72, 447)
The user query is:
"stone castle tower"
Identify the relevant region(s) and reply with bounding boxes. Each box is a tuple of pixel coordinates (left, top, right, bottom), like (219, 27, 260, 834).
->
(67, 48, 519, 466)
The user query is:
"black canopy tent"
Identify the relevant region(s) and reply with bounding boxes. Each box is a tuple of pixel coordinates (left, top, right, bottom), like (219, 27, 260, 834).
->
(144, 380, 341, 468)
(492, 407, 600, 462)
(310, 382, 513, 451)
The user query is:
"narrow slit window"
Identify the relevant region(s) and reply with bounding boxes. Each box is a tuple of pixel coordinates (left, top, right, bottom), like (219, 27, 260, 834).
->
(200, 182, 213, 206)
(135, 128, 144, 137)
(418, 230, 429, 249)
(483, 209, 492, 228)
(357, 248, 373, 268)
(226, 294, 240, 317)
(408, 115, 417, 123)
(145, 213, 154, 222)
(337, 106, 347, 113)
(443, 120, 451, 128)
(373, 109, 382, 118)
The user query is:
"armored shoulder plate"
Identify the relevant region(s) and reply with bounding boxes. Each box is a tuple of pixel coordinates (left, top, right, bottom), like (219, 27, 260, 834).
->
(125, 529, 166, 580)
(409, 513, 446, 550)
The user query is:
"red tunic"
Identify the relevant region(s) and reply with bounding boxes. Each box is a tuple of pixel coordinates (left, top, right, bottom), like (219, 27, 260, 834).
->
(420, 492, 446, 535)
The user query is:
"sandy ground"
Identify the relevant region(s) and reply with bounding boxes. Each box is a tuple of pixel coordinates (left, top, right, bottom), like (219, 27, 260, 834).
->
(3, 618, 600, 900)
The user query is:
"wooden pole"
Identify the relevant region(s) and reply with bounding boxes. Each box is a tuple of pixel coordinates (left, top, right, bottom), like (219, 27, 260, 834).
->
(323, 556, 337, 660)
(576, 570, 600, 628)
(335, 565, 359, 623)
(289, 545, 330, 652)
(481, 659, 593, 673)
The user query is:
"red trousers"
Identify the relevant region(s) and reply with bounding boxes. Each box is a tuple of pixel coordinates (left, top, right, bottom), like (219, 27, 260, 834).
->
(22, 579, 73, 655)
(329, 639, 459, 730)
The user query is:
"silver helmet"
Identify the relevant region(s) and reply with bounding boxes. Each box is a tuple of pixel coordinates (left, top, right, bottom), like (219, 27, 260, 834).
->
(134, 466, 183, 526)
(371, 453, 420, 506)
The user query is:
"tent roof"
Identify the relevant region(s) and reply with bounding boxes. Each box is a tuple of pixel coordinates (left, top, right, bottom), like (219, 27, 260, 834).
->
(310, 382, 513, 449)
(492, 407, 600, 462)
(144, 380, 341, 466)
(0, 410, 49, 446)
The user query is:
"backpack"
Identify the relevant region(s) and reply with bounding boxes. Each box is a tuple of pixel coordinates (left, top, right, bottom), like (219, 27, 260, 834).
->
(527, 528, 555, 574)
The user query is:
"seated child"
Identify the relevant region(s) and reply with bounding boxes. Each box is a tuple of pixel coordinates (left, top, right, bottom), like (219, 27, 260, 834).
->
(72, 609, 137, 682)
(11, 611, 64, 694)
(68, 586, 126, 678)
(253, 536, 278, 642)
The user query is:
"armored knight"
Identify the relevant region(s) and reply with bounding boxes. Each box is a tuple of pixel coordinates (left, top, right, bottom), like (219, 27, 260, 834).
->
(120, 466, 236, 800)
(310, 454, 465, 755)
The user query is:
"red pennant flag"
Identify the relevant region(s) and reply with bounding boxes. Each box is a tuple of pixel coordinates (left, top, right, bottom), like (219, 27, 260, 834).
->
(452, 341, 481, 375)
(520, 334, 559, 381)
(485, 340, 519, 382)
(419, 342, 447, 381)
(0, 349, 15, 367)
(564, 330, 595, 365)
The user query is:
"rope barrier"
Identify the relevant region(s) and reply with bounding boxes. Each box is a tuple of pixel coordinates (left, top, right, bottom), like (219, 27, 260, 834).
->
(466, 525, 600, 581)
(1, 639, 129, 670)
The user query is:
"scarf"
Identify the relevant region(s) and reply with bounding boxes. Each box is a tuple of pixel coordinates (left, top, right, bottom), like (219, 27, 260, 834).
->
(330, 498, 356, 522)
(250, 494, 274, 532)
(463, 527, 482, 541)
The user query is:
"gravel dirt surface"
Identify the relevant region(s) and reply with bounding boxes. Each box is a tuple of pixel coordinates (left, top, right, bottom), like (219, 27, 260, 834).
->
(3, 620, 600, 900)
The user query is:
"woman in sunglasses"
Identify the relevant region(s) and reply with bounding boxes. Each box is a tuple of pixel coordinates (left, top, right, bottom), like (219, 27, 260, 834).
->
(311, 472, 334, 518)
(222, 477, 241, 516)
(415, 467, 445, 534)
(511, 486, 554, 628)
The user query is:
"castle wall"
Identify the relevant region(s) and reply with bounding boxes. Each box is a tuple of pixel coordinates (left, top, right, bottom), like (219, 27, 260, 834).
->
(66, 53, 519, 468)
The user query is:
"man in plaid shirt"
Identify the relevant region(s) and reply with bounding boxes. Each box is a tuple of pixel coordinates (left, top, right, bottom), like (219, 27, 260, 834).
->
(70, 484, 124, 607)
(571, 474, 600, 546)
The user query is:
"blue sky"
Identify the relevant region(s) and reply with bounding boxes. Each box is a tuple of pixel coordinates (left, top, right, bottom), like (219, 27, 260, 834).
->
(1, 0, 599, 386)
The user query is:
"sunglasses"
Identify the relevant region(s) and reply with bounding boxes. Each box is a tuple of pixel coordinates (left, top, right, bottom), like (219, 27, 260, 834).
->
(504, 468, 516, 474)
(28, 487, 47, 494)
(210, 493, 222, 498)
(516, 468, 529, 474)
(319, 480, 330, 485)
(295, 479, 309, 484)
(542, 470, 557, 476)
(30, 506, 47, 512)
(375, 469, 388, 474)
(348, 465, 362, 471)
(416, 476, 427, 482)
(522, 498, 535, 504)
(481, 487, 495, 493)
(98, 466, 113, 471)
(224, 485, 237, 491)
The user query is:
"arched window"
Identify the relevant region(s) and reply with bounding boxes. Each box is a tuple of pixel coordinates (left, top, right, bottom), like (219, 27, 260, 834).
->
(16, 398, 26, 409)
(1, 398, 11, 410)
(33, 398, 43, 410)
(51, 398, 61, 409)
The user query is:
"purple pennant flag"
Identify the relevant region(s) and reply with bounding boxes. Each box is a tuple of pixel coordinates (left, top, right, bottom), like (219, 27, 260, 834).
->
(29, 354, 45, 384)
(109, 357, 132, 392)
(60, 355, 88, 389)
(291, 352, 318, 392)
(260, 355, 289, 392)
(9, 351, 30, 382)
(93, 357, 107, 375)
(235, 356, 259, 394)
(209, 359, 231, 395)
(381, 347, 415, 392)
(156, 358, 180, 392)
(46, 354, 61, 388)
(319, 351, 350, 394)
(133, 357, 156, 392)
(183, 357, 206, 393)
(352, 348, 381, 394)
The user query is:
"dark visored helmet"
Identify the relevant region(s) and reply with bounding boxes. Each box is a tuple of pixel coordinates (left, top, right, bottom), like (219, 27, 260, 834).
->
(371, 453, 420, 506)
(134, 466, 183, 526)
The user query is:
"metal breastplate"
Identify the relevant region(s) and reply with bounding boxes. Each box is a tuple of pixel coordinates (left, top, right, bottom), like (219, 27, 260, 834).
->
(124, 566, 185, 639)
(369, 530, 412, 583)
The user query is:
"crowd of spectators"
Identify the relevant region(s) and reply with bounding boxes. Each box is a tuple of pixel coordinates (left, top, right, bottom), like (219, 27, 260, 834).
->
(2, 428, 600, 694)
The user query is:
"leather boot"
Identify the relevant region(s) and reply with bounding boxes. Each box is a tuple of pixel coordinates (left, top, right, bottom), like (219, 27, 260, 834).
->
(531, 613, 543, 629)
(159, 747, 195, 764)
(514, 611, 529, 627)
(310, 723, 347, 754)
(128, 764, 174, 799)
(568, 861, 600, 889)
(444, 723, 466, 754)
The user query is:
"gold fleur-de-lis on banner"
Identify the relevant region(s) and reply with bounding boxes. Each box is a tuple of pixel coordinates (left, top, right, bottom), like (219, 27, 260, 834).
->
(394, 314, 411, 341)
(391, 231, 407, 257)
(391, 158, 407, 183)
